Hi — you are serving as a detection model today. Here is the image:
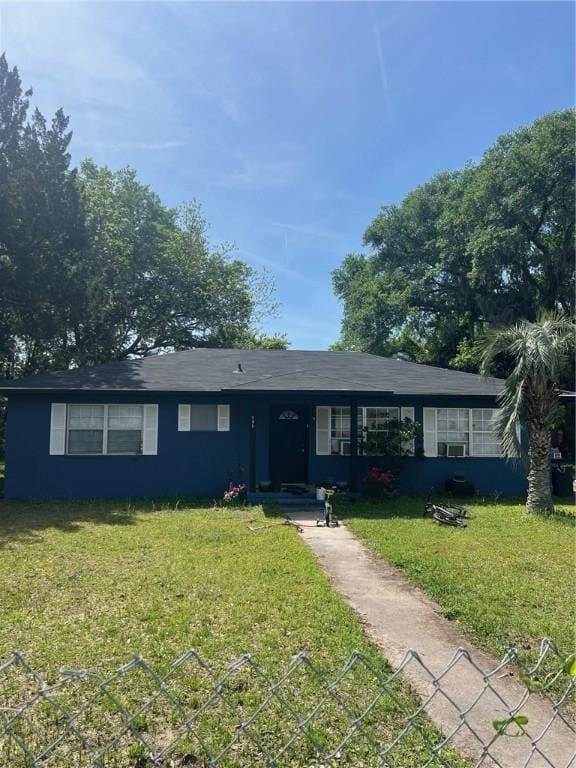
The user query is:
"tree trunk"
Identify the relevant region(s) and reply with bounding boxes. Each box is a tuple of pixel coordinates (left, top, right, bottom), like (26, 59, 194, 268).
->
(526, 424, 554, 514)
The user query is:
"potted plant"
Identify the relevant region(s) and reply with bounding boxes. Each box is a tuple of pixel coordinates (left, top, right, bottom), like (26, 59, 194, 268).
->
(552, 463, 575, 497)
(445, 473, 475, 497)
(223, 482, 247, 505)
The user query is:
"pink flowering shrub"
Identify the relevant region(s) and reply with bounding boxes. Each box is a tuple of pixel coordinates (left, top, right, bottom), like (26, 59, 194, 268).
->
(364, 466, 400, 498)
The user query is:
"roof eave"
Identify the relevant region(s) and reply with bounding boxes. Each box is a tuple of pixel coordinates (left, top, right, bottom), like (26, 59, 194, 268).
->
(0, 386, 503, 396)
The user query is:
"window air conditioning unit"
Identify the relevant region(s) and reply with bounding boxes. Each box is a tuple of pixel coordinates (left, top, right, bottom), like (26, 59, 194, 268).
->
(446, 444, 467, 457)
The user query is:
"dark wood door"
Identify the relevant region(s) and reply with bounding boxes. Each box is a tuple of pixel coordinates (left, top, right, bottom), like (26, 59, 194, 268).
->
(270, 405, 308, 486)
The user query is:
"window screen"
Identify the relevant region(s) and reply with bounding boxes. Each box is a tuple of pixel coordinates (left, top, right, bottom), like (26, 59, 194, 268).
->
(190, 405, 218, 431)
(437, 408, 470, 456)
(471, 409, 502, 456)
(67, 405, 104, 454)
(66, 404, 146, 455)
(107, 405, 144, 454)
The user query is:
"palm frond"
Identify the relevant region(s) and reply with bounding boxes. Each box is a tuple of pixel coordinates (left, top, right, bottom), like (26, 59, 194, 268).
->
(478, 312, 575, 464)
(494, 374, 525, 459)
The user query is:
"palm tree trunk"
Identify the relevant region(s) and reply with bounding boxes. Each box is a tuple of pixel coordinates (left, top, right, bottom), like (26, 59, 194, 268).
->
(526, 424, 554, 514)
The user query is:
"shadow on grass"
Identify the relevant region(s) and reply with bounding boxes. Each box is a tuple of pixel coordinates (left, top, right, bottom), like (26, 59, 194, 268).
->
(2, 493, 572, 550)
(260, 502, 294, 520)
(329, 495, 576, 524)
(258, 495, 478, 522)
(0, 497, 217, 549)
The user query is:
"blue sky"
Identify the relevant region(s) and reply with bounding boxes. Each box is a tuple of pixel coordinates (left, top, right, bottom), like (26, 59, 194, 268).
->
(1, 1, 574, 349)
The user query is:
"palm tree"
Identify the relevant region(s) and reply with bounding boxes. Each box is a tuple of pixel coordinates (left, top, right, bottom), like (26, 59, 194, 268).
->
(479, 313, 575, 514)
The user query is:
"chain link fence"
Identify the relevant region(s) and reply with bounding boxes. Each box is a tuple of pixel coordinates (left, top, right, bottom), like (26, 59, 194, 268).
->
(0, 639, 574, 768)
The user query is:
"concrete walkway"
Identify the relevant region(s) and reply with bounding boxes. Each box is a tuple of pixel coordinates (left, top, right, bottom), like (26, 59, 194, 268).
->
(287, 511, 575, 768)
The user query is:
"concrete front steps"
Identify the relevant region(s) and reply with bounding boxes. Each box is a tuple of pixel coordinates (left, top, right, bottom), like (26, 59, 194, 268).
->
(247, 491, 324, 508)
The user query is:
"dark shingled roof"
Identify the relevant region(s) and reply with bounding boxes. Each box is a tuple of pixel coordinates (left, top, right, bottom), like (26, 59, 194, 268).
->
(0, 349, 505, 396)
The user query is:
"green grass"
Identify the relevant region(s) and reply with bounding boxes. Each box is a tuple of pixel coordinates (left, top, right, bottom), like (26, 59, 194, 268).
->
(342, 497, 576, 668)
(0, 499, 467, 768)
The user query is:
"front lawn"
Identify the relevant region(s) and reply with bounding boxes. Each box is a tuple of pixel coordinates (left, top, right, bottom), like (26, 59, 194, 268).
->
(342, 497, 575, 668)
(0, 499, 466, 768)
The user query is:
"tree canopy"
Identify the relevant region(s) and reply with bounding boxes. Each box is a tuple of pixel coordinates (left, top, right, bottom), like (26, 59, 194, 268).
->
(333, 110, 575, 376)
(0, 54, 285, 380)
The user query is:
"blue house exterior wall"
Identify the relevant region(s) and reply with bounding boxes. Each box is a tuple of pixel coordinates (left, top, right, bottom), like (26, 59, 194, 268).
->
(5, 393, 252, 499)
(4, 391, 527, 500)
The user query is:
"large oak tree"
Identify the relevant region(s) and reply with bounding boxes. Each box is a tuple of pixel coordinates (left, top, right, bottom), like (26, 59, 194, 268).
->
(333, 110, 575, 379)
(0, 54, 284, 380)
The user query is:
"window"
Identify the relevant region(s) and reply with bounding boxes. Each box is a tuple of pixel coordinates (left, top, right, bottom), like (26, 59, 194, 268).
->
(107, 406, 144, 454)
(437, 408, 469, 457)
(361, 407, 400, 433)
(317, 406, 414, 456)
(67, 405, 105, 454)
(357, 406, 415, 456)
(62, 404, 153, 455)
(178, 404, 230, 432)
(330, 407, 351, 455)
(316, 406, 350, 455)
(423, 408, 502, 458)
(358, 407, 399, 455)
(278, 409, 299, 420)
(471, 409, 502, 456)
(191, 405, 218, 431)
(359, 407, 397, 454)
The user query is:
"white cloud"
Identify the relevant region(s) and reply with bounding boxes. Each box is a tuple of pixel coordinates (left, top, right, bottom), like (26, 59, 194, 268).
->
(0, 1, 178, 149)
(1, 3, 147, 90)
(368, 6, 393, 120)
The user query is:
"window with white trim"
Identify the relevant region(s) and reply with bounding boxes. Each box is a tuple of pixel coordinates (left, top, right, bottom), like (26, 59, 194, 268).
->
(358, 406, 399, 436)
(191, 405, 218, 431)
(357, 406, 415, 456)
(67, 405, 105, 454)
(357, 407, 399, 455)
(437, 408, 470, 457)
(424, 407, 502, 458)
(316, 406, 350, 455)
(471, 409, 502, 456)
(67, 404, 145, 455)
(331, 407, 351, 455)
(178, 404, 230, 432)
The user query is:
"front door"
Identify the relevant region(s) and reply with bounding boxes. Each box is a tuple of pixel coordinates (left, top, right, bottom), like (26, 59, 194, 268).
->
(270, 405, 308, 487)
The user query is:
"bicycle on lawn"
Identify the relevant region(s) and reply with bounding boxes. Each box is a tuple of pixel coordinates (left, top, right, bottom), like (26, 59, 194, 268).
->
(423, 502, 474, 528)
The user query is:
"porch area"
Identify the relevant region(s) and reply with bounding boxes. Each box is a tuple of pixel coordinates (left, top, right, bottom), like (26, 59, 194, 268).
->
(246, 482, 359, 508)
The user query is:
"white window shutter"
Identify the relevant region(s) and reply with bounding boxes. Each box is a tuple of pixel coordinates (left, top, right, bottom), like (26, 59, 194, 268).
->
(401, 406, 415, 456)
(217, 404, 230, 432)
(423, 408, 438, 457)
(316, 406, 330, 455)
(50, 403, 67, 455)
(178, 404, 191, 431)
(142, 405, 158, 455)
